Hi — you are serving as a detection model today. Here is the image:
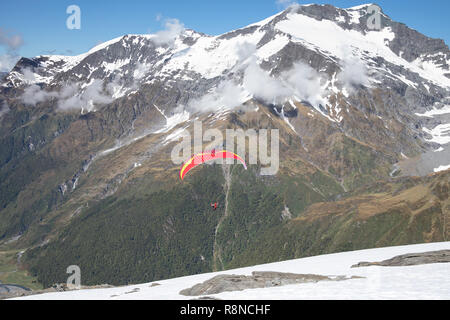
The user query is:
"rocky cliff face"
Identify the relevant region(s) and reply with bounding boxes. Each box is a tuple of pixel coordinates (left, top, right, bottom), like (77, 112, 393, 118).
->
(0, 4, 448, 288)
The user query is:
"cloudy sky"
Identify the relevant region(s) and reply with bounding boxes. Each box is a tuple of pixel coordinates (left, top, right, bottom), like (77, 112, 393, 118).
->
(1, 0, 449, 72)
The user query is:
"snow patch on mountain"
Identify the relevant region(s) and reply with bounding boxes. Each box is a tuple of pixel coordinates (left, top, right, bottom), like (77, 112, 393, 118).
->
(422, 124, 450, 145)
(12, 242, 450, 300)
(275, 10, 450, 89)
(154, 104, 190, 134)
(87, 36, 124, 55)
(416, 104, 450, 118)
(256, 35, 290, 60)
(434, 164, 450, 173)
(3, 3, 450, 156)
(160, 30, 265, 80)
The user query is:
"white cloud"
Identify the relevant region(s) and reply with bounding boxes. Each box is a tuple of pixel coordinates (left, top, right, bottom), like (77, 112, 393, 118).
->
(152, 18, 185, 46)
(235, 42, 257, 62)
(58, 80, 114, 112)
(57, 94, 82, 111)
(21, 79, 115, 113)
(337, 50, 370, 92)
(22, 67, 37, 82)
(276, 0, 298, 10)
(59, 83, 79, 99)
(22, 84, 58, 105)
(133, 62, 150, 80)
(187, 57, 327, 113)
(0, 28, 23, 51)
(283, 62, 326, 107)
(187, 79, 248, 113)
(243, 58, 290, 104)
(0, 28, 24, 72)
(85, 80, 114, 104)
(243, 58, 326, 107)
(0, 53, 20, 72)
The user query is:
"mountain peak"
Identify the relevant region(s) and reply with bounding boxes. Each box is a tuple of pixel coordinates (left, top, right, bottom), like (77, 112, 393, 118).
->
(347, 3, 377, 10)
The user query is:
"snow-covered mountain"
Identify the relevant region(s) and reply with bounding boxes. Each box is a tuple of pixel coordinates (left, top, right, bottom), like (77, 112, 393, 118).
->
(0, 3, 449, 291)
(2, 3, 450, 173)
(5, 4, 450, 90)
(11, 242, 450, 300)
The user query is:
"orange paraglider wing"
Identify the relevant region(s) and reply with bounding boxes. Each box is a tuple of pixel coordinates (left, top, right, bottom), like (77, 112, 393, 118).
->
(179, 150, 247, 180)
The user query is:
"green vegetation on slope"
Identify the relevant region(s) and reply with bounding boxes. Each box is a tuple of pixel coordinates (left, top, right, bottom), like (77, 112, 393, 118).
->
(0, 250, 42, 290)
(226, 174, 448, 268)
(25, 165, 226, 287)
(24, 162, 448, 288)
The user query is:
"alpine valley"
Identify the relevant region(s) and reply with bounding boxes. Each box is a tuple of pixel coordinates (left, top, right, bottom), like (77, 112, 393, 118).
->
(0, 3, 449, 290)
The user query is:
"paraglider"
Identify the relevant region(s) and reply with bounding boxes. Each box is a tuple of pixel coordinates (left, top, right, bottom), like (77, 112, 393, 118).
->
(179, 149, 247, 180)
(211, 202, 218, 210)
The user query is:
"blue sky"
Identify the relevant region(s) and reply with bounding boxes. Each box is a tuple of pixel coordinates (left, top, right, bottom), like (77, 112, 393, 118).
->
(0, 0, 449, 69)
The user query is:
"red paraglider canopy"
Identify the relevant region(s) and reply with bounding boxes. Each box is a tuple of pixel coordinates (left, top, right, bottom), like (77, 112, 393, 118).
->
(179, 150, 247, 180)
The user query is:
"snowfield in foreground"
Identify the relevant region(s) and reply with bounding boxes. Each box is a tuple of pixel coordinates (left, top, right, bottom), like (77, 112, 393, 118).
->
(14, 242, 450, 300)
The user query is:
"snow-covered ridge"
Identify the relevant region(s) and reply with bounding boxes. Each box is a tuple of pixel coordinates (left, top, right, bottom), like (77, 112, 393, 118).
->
(347, 3, 376, 10)
(4, 3, 449, 90)
(2, 2, 450, 136)
(13, 242, 450, 300)
(275, 10, 450, 89)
